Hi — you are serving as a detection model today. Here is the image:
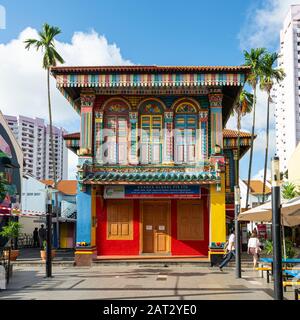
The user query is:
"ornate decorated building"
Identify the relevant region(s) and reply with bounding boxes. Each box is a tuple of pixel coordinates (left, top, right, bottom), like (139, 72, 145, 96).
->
(52, 65, 251, 266)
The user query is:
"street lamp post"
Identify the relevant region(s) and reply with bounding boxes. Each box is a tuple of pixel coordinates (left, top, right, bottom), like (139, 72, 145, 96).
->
(46, 185, 53, 278)
(271, 157, 283, 300)
(234, 185, 241, 278)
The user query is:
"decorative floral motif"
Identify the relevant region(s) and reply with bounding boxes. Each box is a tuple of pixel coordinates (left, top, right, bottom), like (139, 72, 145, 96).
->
(144, 104, 162, 114)
(108, 104, 128, 113)
(176, 103, 197, 113)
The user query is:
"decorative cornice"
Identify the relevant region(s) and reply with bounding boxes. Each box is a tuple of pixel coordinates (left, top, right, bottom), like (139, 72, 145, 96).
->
(55, 73, 247, 88)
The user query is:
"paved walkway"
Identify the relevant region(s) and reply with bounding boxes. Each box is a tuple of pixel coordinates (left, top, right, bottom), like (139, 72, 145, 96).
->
(0, 265, 296, 300)
(17, 248, 74, 262)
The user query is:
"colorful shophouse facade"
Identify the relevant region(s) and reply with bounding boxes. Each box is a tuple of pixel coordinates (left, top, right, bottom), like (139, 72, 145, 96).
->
(0, 111, 23, 247)
(52, 66, 250, 266)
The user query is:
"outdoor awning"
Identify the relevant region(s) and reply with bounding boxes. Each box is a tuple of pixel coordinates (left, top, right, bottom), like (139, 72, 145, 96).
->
(238, 196, 300, 227)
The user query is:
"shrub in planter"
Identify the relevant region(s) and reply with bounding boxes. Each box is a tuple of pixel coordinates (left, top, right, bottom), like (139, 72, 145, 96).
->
(40, 240, 56, 261)
(0, 220, 22, 261)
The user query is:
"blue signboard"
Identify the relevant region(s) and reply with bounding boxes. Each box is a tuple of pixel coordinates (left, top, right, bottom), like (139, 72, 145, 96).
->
(124, 185, 201, 198)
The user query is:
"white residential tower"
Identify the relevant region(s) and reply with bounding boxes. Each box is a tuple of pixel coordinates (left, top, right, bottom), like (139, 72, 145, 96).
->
(273, 5, 300, 172)
(4, 115, 68, 180)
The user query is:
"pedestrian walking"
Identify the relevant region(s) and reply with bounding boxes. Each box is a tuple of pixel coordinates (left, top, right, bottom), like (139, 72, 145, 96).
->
(219, 229, 235, 271)
(247, 232, 261, 268)
(33, 227, 39, 248)
(38, 224, 46, 249)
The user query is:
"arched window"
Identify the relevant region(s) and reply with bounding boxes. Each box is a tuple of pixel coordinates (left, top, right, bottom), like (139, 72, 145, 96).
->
(103, 100, 129, 164)
(174, 102, 198, 164)
(139, 100, 164, 164)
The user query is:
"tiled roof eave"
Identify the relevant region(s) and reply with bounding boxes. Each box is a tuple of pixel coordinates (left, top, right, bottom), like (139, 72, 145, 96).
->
(81, 171, 220, 185)
(83, 181, 220, 185)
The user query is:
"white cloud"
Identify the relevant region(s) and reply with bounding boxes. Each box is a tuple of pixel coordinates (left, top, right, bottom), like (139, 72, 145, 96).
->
(0, 27, 133, 180)
(253, 168, 271, 181)
(226, 88, 273, 132)
(238, 0, 299, 49)
(68, 150, 78, 180)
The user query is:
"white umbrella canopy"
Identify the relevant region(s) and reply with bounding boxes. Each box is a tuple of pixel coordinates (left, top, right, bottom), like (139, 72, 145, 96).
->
(238, 201, 272, 222)
(281, 196, 300, 216)
(238, 197, 300, 227)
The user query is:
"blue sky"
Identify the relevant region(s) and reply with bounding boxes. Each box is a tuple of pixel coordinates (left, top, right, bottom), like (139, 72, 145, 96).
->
(1, 0, 250, 64)
(0, 0, 297, 179)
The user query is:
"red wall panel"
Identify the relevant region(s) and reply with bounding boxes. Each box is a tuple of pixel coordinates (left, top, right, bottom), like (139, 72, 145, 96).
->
(96, 195, 209, 256)
(170, 195, 209, 256)
(96, 198, 140, 255)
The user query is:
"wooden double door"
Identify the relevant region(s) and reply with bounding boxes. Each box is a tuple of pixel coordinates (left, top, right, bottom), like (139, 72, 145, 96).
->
(142, 201, 170, 254)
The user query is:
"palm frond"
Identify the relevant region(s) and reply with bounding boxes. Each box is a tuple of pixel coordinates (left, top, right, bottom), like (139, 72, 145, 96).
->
(24, 23, 64, 69)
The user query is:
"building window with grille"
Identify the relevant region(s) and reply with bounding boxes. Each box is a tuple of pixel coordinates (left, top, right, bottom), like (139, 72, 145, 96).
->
(174, 102, 198, 164)
(102, 100, 129, 164)
(139, 100, 164, 164)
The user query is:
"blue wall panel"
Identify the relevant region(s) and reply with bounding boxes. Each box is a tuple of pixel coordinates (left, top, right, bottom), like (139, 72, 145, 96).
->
(76, 186, 91, 245)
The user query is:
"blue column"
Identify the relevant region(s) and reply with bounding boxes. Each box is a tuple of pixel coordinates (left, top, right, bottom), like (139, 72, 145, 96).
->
(76, 185, 92, 246)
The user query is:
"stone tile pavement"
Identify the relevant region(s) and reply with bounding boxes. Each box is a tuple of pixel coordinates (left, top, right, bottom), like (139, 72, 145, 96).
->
(0, 265, 297, 300)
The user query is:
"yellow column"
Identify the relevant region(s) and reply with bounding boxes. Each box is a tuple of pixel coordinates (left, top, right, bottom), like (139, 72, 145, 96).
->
(209, 172, 226, 263)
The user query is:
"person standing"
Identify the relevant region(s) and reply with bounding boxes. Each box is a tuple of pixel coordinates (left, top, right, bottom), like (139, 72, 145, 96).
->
(247, 232, 261, 268)
(219, 229, 235, 271)
(33, 227, 39, 248)
(38, 224, 46, 249)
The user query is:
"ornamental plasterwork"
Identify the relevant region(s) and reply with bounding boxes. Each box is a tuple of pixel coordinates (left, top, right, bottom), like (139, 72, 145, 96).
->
(80, 94, 95, 107)
(129, 112, 138, 122)
(126, 96, 144, 107)
(199, 111, 208, 120)
(164, 112, 174, 120)
(94, 111, 103, 123)
(208, 93, 223, 107)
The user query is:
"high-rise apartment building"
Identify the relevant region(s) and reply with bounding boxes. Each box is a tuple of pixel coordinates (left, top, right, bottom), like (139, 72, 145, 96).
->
(4, 115, 68, 180)
(273, 5, 300, 172)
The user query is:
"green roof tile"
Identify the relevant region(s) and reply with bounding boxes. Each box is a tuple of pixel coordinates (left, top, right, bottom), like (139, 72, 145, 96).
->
(82, 171, 220, 183)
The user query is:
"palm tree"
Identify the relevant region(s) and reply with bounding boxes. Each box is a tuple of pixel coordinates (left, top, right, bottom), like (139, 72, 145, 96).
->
(260, 52, 285, 203)
(232, 90, 254, 184)
(244, 48, 266, 209)
(24, 23, 64, 192)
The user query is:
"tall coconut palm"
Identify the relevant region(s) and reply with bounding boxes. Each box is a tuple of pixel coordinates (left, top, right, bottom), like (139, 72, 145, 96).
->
(244, 48, 266, 209)
(260, 52, 285, 203)
(24, 24, 64, 187)
(232, 90, 254, 184)
(24, 24, 64, 247)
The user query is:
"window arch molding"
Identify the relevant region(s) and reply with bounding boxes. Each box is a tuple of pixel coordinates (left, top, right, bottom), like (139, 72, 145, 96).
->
(137, 97, 166, 114)
(102, 97, 132, 113)
(170, 97, 201, 113)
